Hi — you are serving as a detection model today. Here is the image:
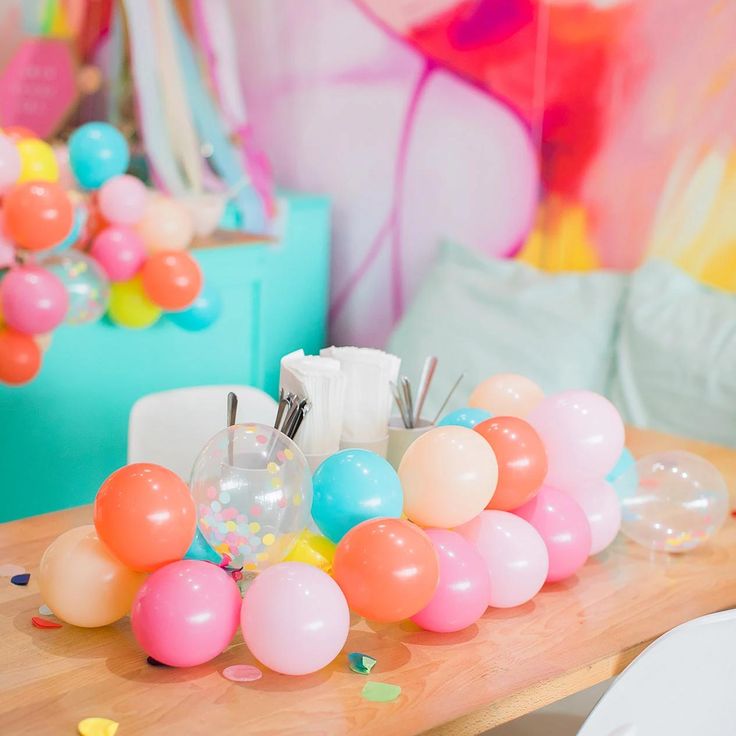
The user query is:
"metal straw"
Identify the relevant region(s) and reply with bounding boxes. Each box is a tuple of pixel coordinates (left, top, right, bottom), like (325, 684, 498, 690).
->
(413, 356, 437, 426)
(431, 373, 465, 425)
(226, 391, 238, 464)
(401, 376, 414, 428)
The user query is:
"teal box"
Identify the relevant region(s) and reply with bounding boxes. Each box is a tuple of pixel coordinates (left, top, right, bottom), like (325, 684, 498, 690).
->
(0, 192, 330, 522)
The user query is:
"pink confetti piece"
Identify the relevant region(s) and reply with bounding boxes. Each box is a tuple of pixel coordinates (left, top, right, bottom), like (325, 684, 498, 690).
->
(222, 664, 263, 682)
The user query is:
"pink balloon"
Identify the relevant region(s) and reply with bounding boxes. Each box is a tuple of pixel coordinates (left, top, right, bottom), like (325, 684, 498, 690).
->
(527, 390, 624, 489)
(0, 134, 20, 193)
(0, 265, 68, 334)
(410, 529, 491, 632)
(131, 560, 241, 667)
(241, 562, 349, 675)
(513, 486, 591, 583)
(564, 479, 622, 556)
(91, 226, 147, 282)
(98, 175, 148, 226)
(456, 510, 548, 608)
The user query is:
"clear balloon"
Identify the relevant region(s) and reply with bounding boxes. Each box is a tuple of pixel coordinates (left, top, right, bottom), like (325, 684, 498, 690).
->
(68, 122, 130, 190)
(616, 451, 729, 553)
(98, 174, 148, 225)
(528, 390, 624, 490)
(0, 134, 20, 192)
(332, 518, 439, 622)
(131, 560, 241, 667)
(0, 328, 41, 385)
(91, 226, 147, 282)
(167, 283, 222, 331)
(45, 252, 110, 325)
(0, 265, 68, 334)
(469, 373, 544, 417)
(564, 478, 622, 555)
(241, 561, 350, 675)
(107, 276, 161, 329)
(399, 425, 498, 528)
(190, 423, 313, 573)
(456, 510, 548, 608)
(136, 194, 194, 252)
(513, 485, 591, 583)
(94, 463, 196, 572)
(312, 449, 403, 542)
(410, 529, 491, 633)
(437, 407, 493, 428)
(16, 137, 59, 183)
(39, 525, 146, 627)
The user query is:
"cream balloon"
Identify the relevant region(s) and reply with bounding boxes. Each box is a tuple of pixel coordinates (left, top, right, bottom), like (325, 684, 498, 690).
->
(39, 525, 146, 627)
(136, 194, 194, 253)
(399, 426, 498, 528)
(468, 373, 544, 417)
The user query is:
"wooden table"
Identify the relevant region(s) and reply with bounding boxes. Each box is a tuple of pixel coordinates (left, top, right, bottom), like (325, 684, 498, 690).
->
(2, 427, 736, 736)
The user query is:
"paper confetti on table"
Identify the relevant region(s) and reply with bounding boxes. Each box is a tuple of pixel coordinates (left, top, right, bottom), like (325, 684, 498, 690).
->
(39, 604, 54, 616)
(32, 616, 62, 629)
(361, 682, 401, 702)
(10, 573, 30, 586)
(77, 717, 119, 736)
(0, 563, 25, 577)
(348, 652, 377, 675)
(146, 656, 170, 667)
(222, 664, 263, 682)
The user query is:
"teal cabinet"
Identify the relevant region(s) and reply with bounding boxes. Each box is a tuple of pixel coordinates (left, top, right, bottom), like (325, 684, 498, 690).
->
(0, 192, 330, 521)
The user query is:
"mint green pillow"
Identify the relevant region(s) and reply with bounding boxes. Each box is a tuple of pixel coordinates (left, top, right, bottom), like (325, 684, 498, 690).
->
(387, 243, 627, 419)
(610, 260, 736, 447)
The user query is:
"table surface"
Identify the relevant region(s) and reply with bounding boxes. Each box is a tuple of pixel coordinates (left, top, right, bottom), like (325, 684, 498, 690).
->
(2, 427, 736, 736)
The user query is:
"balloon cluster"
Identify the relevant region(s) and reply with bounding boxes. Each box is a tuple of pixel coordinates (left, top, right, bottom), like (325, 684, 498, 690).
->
(0, 123, 222, 387)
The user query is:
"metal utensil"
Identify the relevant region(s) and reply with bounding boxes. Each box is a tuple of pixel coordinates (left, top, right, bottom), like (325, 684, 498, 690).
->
(391, 381, 410, 428)
(413, 356, 437, 426)
(226, 391, 238, 464)
(401, 376, 414, 429)
(431, 373, 465, 424)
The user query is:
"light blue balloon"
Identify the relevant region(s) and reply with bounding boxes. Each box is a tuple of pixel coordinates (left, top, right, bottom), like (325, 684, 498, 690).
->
(607, 447, 638, 502)
(437, 407, 493, 429)
(168, 284, 222, 331)
(68, 122, 130, 190)
(311, 449, 403, 543)
(184, 526, 222, 564)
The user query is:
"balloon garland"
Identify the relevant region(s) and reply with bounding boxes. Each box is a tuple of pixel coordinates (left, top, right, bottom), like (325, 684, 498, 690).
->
(0, 122, 227, 386)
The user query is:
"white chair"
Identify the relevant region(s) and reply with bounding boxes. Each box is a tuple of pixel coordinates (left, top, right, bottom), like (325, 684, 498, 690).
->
(578, 609, 736, 736)
(127, 385, 277, 481)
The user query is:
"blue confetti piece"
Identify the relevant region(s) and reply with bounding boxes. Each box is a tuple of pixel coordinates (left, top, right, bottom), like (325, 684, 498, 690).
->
(11, 573, 30, 586)
(348, 652, 377, 675)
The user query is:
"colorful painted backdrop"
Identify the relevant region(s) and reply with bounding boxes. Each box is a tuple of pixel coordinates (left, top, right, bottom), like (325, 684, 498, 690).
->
(235, 0, 736, 346)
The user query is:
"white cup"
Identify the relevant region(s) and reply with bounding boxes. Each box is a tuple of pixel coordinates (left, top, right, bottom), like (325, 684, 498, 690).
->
(339, 435, 389, 458)
(387, 417, 433, 470)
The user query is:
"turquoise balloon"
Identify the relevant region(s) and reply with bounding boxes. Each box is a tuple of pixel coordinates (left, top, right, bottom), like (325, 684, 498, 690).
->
(608, 447, 638, 501)
(168, 284, 222, 331)
(184, 527, 222, 565)
(437, 407, 492, 428)
(48, 205, 87, 254)
(311, 449, 403, 543)
(69, 122, 130, 190)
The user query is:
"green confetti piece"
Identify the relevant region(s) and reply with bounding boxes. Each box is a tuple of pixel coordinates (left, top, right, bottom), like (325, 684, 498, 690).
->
(361, 682, 401, 703)
(348, 652, 377, 675)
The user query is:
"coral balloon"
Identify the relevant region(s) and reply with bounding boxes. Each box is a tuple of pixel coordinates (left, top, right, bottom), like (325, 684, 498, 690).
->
(131, 560, 241, 667)
(565, 478, 622, 555)
(39, 525, 146, 627)
(241, 562, 350, 675)
(457, 510, 549, 608)
(16, 138, 59, 183)
(94, 463, 196, 572)
(0, 134, 20, 192)
(98, 174, 148, 225)
(0, 328, 41, 385)
(137, 195, 194, 252)
(332, 518, 439, 622)
(3, 125, 36, 141)
(513, 485, 591, 583)
(3, 181, 73, 251)
(107, 276, 161, 328)
(469, 373, 544, 417)
(527, 390, 624, 489)
(91, 226, 147, 282)
(473, 416, 547, 510)
(399, 426, 498, 528)
(141, 251, 202, 311)
(0, 265, 68, 334)
(410, 529, 491, 633)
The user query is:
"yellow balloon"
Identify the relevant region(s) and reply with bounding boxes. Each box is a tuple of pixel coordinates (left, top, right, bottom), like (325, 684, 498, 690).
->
(16, 138, 59, 183)
(284, 529, 336, 573)
(39, 525, 146, 627)
(108, 276, 161, 329)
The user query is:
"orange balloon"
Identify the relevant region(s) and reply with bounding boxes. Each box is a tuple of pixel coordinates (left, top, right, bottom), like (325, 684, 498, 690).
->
(3, 125, 37, 141)
(0, 328, 41, 384)
(474, 417, 548, 511)
(3, 181, 73, 251)
(94, 463, 196, 572)
(332, 518, 439, 622)
(140, 251, 202, 311)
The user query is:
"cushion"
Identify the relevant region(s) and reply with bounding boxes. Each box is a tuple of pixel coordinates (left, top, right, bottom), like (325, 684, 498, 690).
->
(610, 260, 736, 447)
(387, 242, 627, 419)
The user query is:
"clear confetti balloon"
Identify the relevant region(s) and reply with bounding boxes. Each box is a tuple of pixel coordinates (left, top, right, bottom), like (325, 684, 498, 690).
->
(45, 251, 110, 325)
(616, 451, 729, 553)
(190, 423, 313, 573)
